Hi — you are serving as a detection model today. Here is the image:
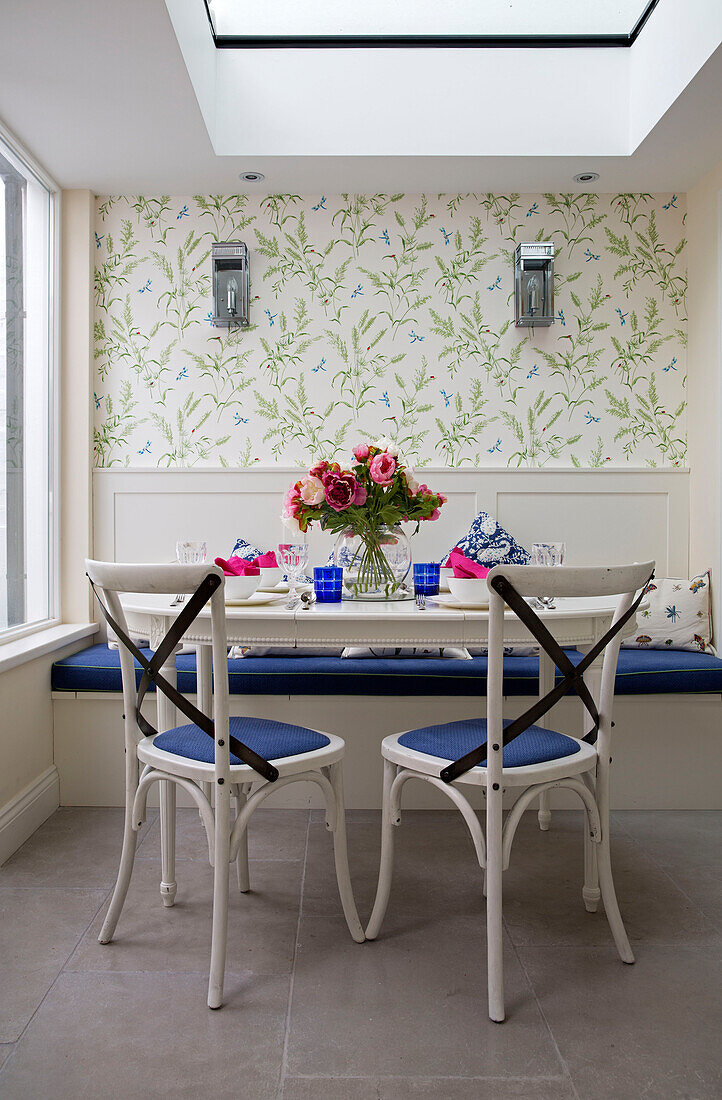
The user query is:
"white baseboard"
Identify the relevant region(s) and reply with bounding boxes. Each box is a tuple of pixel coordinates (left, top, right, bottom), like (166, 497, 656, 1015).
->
(0, 766, 60, 866)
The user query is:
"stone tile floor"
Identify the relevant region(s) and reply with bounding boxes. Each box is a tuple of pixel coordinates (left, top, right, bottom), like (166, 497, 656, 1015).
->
(0, 807, 719, 1099)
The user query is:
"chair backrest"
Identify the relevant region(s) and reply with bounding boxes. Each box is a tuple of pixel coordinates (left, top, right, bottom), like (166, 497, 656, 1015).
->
(440, 561, 654, 785)
(84, 559, 276, 783)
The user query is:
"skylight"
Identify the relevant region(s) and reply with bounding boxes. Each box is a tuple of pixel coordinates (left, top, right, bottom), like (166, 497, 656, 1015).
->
(205, 0, 658, 46)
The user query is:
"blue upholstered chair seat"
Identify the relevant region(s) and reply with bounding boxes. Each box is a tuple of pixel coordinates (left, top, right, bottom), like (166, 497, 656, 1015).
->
(398, 718, 581, 768)
(153, 716, 330, 765)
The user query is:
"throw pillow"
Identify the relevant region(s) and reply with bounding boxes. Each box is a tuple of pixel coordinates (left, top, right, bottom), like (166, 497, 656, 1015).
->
(341, 646, 472, 660)
(445, 511, 530, 567)
(621, 571, 715, 653)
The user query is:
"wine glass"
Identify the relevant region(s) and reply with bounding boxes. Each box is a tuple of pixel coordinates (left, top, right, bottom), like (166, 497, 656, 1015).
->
(175, 540, 207, 565)
(278, 541, 309, 602)
(173, 541, 207, 604)
(530, 542, 566, 608)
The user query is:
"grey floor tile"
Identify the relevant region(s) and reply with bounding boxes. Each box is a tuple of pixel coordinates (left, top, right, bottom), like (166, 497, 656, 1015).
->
(283, 1079, 381, 1099)
(613, 811, 722, 868)
(502, 812, 720, 947)
(0, 971, 289, 1099)
(67, 856, 303, 976)
(379, 1078, 577, 1099)
(283, 1080, 576, 1100)
(303, 810, 483, 928)
(138, 806, 309, 863)
(519, 944, 722, 1099)
(0, 808, 156, 888)
(0, 886, 108, 1042)
(615, 810, 722, 930)
(287, 914, 564, 1079)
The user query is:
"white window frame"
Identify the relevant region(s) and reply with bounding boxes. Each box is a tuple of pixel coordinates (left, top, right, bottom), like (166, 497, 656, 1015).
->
(0, 118, 60, 646)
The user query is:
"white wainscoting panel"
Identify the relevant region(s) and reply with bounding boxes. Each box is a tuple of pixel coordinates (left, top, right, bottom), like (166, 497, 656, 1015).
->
(94, 467, 690, 577)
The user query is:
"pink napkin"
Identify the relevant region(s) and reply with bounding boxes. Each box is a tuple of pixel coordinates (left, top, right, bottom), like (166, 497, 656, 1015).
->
(214, 555, 260, 577)
(254, 551, 279, 568)
(445, 547, 490, 579)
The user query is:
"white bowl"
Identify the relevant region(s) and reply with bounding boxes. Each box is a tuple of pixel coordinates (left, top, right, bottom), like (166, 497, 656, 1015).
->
(224, 573, 260, 601)
(439, 566, 454, 592)
(447, 576, 490, 606)
(259, 566, 283, 589)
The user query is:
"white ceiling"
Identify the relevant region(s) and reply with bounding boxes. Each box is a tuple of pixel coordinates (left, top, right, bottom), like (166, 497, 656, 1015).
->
(1, 0, 722, 193)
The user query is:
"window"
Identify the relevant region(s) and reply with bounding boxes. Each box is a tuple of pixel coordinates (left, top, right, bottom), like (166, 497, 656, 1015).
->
(205, 0, 658, 46)
(0, 126, 57, 639)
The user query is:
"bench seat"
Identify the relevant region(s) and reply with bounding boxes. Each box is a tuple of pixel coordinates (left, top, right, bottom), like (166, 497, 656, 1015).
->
(51, 643, 722, 697)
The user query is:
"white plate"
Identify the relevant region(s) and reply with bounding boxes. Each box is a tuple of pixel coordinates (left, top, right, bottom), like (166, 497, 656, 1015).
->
(225, 592, 289, 607)
(430, 595, 490, 610)
(257, 582, 311, 594)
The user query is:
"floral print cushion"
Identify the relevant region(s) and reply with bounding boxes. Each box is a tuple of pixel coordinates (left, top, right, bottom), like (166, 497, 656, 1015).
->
(445, 510, 530, 567)
(621, 572, 716, 653)
(230, 537, 264, 561)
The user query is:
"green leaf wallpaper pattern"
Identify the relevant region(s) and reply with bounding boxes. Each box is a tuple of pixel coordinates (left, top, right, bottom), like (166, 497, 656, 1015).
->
(93, 192, 687, 468)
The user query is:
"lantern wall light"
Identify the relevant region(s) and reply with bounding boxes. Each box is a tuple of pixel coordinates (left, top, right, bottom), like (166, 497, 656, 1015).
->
(514, 242, 555, 327)
(211, 241, 250, 326)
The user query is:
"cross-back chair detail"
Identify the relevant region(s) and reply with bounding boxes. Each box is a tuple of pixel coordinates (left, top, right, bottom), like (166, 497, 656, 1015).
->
(85, 559, 364, 1010)
(366, 559, 655, 1023)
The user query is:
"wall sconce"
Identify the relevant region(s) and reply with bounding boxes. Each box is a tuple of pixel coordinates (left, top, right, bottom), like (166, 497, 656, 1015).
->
(211, 241, 250, 326)
(514, 242, 554, 327)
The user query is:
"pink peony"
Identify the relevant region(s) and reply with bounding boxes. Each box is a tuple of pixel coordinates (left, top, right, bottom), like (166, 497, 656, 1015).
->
(298, 474, 325, 506)
(369, 452, 396, 486)
(353, 443, 370, 461)
(405, 471, 420, 495)
(353, 483, 367, 506)
(322, 471, 359, 512)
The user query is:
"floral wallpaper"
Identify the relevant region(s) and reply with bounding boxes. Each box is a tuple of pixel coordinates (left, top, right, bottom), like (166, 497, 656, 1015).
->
(93, 192, 687, 468)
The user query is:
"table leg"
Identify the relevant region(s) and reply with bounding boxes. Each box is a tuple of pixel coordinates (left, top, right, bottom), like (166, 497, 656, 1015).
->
(537, 652, 555, 831)
(158, 650, 178, 907)
(196, 644, 213, 810)
(579, 646, 603, 913)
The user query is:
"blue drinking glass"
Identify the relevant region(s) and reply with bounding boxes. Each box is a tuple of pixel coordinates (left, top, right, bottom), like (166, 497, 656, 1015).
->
(313, 565, 343, 603)
(413, 562, 441, 596)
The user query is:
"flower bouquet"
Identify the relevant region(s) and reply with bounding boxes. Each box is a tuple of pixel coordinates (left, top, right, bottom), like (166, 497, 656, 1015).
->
(282, 438, 447, 599)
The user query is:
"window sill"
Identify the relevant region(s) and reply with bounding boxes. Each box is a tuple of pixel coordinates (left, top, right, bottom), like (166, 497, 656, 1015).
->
(0, 623, 98, 675)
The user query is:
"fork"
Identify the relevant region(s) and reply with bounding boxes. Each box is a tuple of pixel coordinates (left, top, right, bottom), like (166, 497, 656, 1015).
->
(415, 592, 426, 610)
(171, 594, 186, 606)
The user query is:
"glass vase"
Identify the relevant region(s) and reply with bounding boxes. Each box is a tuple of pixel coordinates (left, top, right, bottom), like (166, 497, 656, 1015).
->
(333, 524, 412, 600)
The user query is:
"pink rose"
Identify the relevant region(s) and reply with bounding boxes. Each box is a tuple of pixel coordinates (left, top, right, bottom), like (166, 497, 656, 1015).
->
(369, 452, 396, 486)
(353, 443, 370, 461)
(353, 483, 367, 506)
(309, 460, 329, 479)
(322, 471, 358, 512)
(427, 507, 441, 521)
(299, 474, 325, 506)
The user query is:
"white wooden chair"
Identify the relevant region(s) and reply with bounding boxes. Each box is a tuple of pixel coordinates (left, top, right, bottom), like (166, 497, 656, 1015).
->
(86, 559, 364, 1009)
(365, 561, 654, 1022)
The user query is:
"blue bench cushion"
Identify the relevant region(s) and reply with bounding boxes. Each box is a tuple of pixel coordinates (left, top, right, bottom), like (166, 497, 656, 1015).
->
(399, 719, 580, 768)
(51, 643, 722, 697)
(154, 716, 330, 765)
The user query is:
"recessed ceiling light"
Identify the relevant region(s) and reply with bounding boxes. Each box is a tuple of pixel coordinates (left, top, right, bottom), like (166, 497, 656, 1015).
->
(239, 171, 265, 183)
(573, 171, 600, 184)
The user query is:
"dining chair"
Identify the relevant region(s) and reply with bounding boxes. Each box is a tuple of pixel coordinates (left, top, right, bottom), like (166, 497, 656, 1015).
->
(85, 559, 365, 1009)
(365, 560, 654, 1022)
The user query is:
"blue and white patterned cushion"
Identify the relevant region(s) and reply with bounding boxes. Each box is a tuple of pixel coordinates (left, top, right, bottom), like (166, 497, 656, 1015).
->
(446, 510, 530, 567)
(230, 536, 264, 561)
